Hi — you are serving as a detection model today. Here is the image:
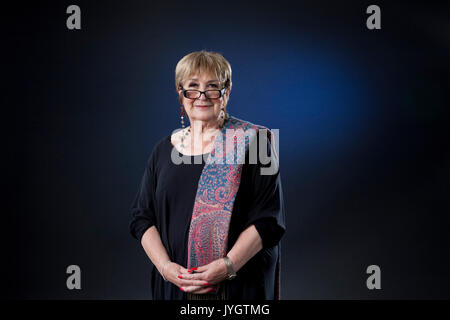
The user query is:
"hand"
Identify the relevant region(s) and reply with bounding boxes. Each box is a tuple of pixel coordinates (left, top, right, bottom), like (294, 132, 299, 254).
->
(178, 258, 228, 293)
(162, 262, 213, 294)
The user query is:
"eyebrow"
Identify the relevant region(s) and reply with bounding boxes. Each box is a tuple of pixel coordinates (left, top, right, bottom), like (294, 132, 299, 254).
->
(187, 78, 219, 83)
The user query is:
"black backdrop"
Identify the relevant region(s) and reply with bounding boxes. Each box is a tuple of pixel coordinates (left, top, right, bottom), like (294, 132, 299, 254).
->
(3, 0, 449, 299)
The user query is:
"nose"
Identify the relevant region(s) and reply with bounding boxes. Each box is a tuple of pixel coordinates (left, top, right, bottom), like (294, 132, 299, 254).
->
(198, 91, 209, 99)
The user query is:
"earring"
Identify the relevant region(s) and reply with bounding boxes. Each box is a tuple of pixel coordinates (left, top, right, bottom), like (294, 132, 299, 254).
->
(180, 105, 190, 150)
(218, 104, 228, 129)
(180, 105, 185, 128)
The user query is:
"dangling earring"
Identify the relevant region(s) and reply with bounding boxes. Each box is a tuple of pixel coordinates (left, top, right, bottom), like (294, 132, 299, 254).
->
(218, 104, 228, 129)
(180, 104, 191, 150)
(180, 105, 186, 128)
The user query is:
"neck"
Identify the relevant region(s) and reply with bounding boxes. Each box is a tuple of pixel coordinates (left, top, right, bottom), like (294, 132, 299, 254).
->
(188, 119, 220, 141)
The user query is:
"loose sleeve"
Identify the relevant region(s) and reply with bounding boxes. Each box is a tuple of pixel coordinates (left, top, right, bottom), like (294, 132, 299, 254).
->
(244, 129, 286, 248)
(129, 150, 158, 243)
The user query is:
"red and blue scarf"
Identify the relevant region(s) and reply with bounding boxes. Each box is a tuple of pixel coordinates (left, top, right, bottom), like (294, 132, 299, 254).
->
(186, 115, 281, 299)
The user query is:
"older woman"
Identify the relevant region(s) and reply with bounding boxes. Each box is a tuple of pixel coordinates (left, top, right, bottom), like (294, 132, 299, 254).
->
(129, 50, 286, 300)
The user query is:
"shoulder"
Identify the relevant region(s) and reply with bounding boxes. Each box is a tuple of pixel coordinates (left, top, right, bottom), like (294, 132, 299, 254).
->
(152, 134, 171, 155)
(146, 134, 171, 168)
(227, 115, 268, 131)
(227, 116, 274, 143)
(230, 116, 275, 152)
(233, 118, 279, 176)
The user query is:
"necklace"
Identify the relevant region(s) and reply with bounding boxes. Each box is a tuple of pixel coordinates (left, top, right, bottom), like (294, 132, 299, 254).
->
(180, 126, 191, 150)
(179, 127, 221, 153)
(180, 115, 229, 152)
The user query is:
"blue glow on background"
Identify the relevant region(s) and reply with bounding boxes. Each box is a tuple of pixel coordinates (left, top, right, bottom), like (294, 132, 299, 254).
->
(95, 10, 375, 172)
(9, 1, 449, 299)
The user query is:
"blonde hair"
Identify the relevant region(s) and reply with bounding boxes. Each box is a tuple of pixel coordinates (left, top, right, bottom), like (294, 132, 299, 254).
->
(175, 50, 232, 105)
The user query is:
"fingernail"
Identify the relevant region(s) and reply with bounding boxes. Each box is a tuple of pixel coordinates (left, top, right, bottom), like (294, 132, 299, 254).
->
(180, 288, 184, 292)
(178, 275, 183, 279)
(208, 288, 215, 292)
(192, 267, 198, 270)
(204, 282, 210, 286)
(187, 270, 192, 273)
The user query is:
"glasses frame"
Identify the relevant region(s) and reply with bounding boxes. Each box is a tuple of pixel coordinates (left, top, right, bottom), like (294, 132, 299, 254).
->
(181, 87, 227, 100)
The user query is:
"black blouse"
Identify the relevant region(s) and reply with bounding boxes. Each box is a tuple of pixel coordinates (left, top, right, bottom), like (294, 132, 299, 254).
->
(129, 133, 286, 300)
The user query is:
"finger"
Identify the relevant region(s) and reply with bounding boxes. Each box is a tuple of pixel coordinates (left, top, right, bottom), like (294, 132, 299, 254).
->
(181, 285, 215, 294)
(181, 266, 201, 274)
(178, 267, 192, 275)
(180, 285, 202, 293)
(190, 286, 216, 294)
(177, 273, 206, 281)
(185, 267, 200, 273)
(195, 265, 209, 273)
(178, 279, 211, 287)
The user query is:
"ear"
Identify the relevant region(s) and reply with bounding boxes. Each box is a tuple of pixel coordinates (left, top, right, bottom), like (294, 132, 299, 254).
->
(223, 87, 231, 105)
(221, 87, 229, 100)
(178, 90, 183, 105)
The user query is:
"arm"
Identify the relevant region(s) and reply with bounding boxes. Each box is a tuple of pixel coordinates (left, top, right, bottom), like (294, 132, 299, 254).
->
(140, 225, 210, 292)
(130, 143, 212, 292)
(226, 224, 263, 272)
(140, 225, 171, 276)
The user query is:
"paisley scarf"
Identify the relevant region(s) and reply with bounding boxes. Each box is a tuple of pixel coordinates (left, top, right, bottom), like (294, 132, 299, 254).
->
(186, 115, 280, 300)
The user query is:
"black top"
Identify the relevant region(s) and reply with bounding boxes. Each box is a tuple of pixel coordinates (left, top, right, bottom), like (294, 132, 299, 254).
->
(129, 133, 286, 300)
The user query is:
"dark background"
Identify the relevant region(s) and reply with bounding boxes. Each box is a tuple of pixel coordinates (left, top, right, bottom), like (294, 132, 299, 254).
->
(2, 0, 449, 299)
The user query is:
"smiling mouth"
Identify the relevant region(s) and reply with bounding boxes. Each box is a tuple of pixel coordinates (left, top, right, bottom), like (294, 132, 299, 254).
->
(195, 105, 212, 107)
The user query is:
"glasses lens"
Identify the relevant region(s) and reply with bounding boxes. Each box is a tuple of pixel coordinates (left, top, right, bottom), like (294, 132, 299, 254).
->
(185, 90, 199, 98)
(184, 90, 221, 99)
(205, 90, 221, 98)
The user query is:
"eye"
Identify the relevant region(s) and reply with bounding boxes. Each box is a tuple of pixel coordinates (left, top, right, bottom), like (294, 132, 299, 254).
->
(209, 84, 218, 88)
(189, 83, 198, 87)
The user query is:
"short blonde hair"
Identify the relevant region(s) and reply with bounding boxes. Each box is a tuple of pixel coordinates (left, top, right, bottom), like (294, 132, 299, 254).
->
(175, 50, 232, 105)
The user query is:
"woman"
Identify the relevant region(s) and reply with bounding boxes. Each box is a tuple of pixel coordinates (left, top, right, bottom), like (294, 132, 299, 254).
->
(129, 50, 286, 300)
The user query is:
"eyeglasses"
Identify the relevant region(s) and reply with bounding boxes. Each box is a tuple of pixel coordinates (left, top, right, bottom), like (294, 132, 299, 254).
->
(181, 87, 227, 99)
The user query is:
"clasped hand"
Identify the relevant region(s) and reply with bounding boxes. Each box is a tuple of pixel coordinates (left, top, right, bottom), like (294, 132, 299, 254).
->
(163, 258, 228, 294)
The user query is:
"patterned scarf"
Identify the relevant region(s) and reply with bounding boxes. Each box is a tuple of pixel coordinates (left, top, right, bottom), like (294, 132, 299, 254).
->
(186, 115, 281, 300)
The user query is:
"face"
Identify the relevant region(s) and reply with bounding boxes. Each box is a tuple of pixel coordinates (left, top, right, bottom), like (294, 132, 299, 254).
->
(178, 72, 229, 124)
